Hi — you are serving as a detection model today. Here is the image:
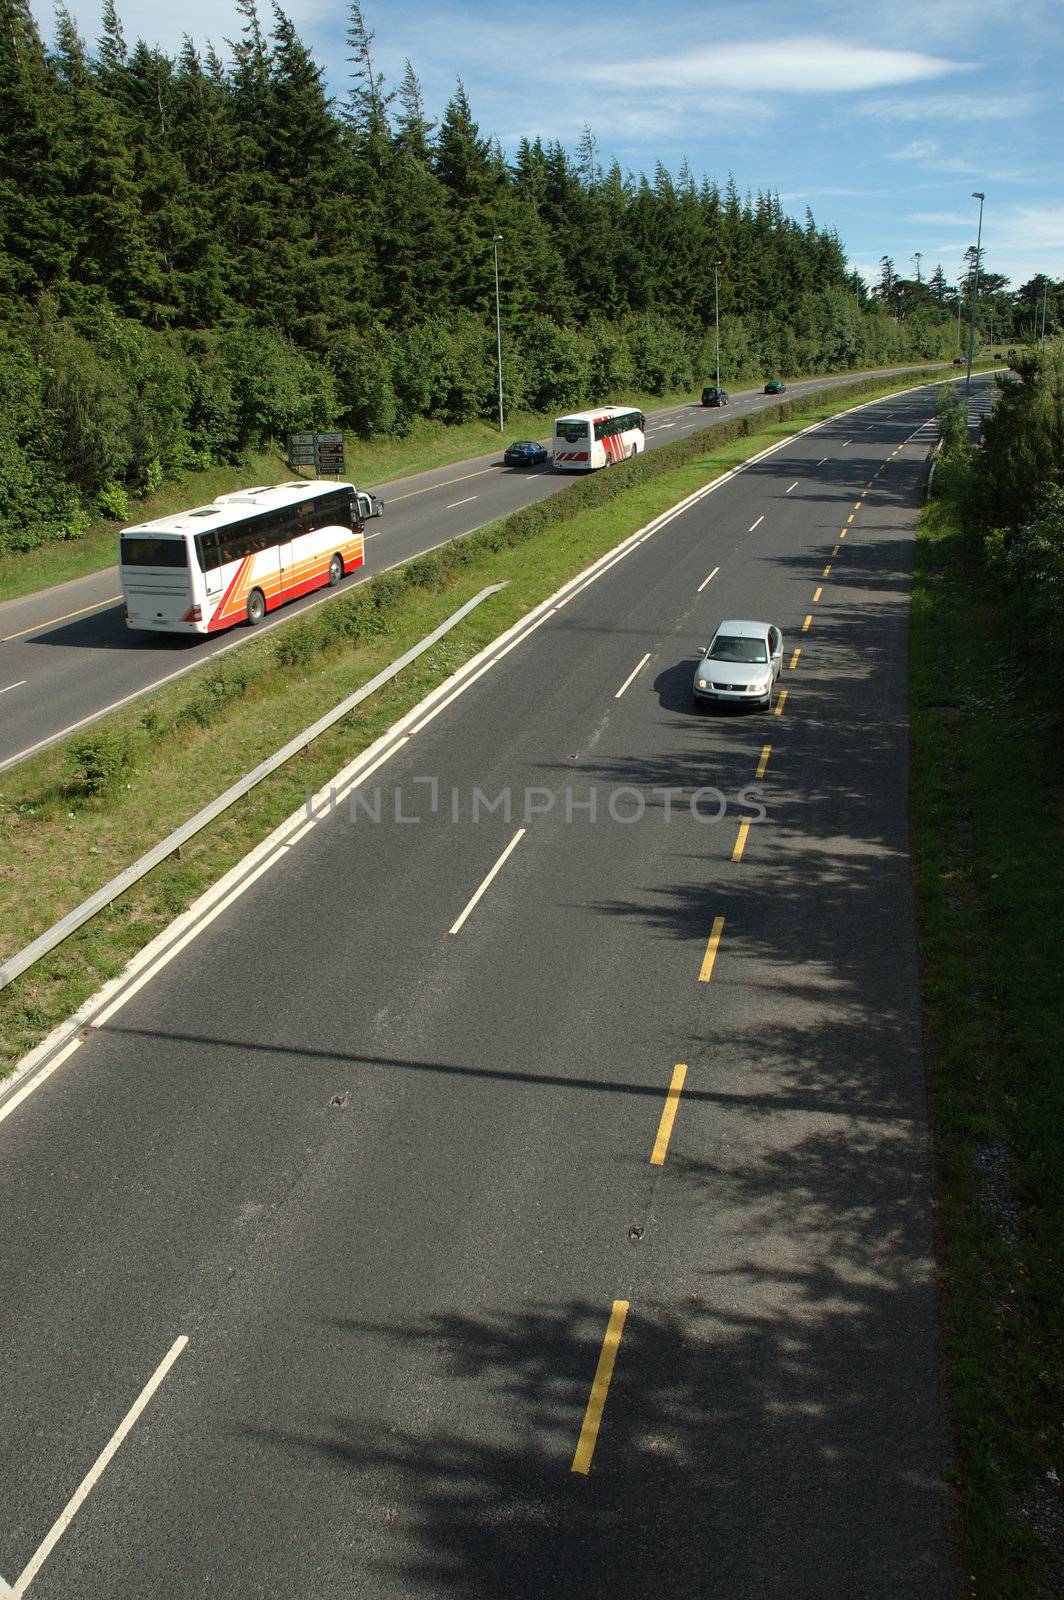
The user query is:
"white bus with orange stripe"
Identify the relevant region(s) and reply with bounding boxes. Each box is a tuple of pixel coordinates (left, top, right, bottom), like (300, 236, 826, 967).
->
(551, 406, 645, 471)
(119, 480, 365, 634)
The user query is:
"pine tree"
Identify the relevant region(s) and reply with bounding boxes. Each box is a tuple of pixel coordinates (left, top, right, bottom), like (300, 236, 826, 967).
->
(394, 59, 434, 161)
(95, 0, 127, 81)
(343, 0, 391, 140)
(0, 0, 73, 295)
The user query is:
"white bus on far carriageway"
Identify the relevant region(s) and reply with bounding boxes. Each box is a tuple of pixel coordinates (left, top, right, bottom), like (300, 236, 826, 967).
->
(551, 406, 646, 471)
(119, 480, 365, 634)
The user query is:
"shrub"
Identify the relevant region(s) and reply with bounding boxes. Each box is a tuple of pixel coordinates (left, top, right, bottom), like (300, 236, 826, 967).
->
(96, 481, 129, 520)
(66, 732, 132, 797)
(273, 622, 320, 668)
(177, 663, 250, 729)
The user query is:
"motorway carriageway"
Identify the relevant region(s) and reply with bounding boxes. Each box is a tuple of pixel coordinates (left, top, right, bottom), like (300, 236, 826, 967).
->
(0, 364, 945, 773)
(0, 379, 996, 1598)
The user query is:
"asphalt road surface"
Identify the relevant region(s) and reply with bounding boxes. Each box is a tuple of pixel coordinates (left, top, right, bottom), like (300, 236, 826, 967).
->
(0, 364, 945, 773)
(0, 378, 995, 1598)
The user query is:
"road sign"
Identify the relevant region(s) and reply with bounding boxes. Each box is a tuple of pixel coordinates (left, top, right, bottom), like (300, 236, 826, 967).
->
(287, 432, 345, 477)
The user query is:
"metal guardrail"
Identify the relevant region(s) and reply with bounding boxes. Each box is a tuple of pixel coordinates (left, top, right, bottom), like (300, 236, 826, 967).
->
(0, 583, 507, 993)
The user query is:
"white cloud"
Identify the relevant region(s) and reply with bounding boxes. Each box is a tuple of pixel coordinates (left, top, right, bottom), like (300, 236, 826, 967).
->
(889, 140, 941, 161)
(582, 38, 966, 94)
(859, 92, 1035, 122)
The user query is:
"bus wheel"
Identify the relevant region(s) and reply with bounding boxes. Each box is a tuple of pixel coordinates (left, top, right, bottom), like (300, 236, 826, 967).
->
(246, 589, 266, 626)
(328, 554, 344, 587)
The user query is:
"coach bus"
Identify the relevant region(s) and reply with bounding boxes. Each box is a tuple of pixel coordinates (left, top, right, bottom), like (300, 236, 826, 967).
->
(119, 480, 365, 634)
(552, 406, 646, 471)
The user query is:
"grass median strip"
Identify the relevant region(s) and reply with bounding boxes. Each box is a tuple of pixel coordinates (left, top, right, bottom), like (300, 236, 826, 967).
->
(0, 366, 953, 1076)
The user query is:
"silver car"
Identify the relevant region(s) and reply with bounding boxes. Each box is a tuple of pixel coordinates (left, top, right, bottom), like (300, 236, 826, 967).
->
(693, 619, 783, 710)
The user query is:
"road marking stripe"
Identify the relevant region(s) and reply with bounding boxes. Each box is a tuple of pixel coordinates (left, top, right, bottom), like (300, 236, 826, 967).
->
(387, 463, 499, 504)
(774, 688, 788, 717)
(1, 595, 123, 642)
(842, 439, 851, 447)
(698, 916, 725, 983)
(802, 614, 812, 633)
(0, 680, 27, 695)
(854, 501, 862, 510)
(615, 652, 651, 699)
(449, 828, 526, 935)
(756, 743, 771, 779)
(748, 515, 764, 532)
(731, 819, 752, 862)
(847, 514, 855, 524)
(13, 1336, 188, 1596)
(0, 1035, 82, 1130)
(650, 1063, 688, 1165)
(785, 481, 799, 493)
(823, 564, 833, 576)
(446, 496, 477, 509)
(816, 457, 828, 466)
(813, 586, 823, 602)
(571, 1302, 629, 1475)
(789, 647, 801, 670)
(696, 565, 719, 592)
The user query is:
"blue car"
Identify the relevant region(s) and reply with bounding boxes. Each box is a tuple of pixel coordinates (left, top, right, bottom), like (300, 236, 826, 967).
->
(503, 440, 548, 467)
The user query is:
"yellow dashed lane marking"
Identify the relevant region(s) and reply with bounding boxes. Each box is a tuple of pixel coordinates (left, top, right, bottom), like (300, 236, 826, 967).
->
(650, 1064, 688, 1165)
(572, 1301, 630, 1475)
(698, 916, 726, 983)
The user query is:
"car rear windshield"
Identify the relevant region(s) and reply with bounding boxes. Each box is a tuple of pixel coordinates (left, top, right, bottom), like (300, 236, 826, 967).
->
(709, 636, 767, 663)
(120, 535, 189, 568)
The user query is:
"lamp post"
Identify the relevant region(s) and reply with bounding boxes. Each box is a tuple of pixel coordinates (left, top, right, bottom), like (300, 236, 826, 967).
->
(1041, 278, 1049, 342)
(714, 260, 722, 390)
(966, 191, 985, 393)
(492, 234, 504, 433)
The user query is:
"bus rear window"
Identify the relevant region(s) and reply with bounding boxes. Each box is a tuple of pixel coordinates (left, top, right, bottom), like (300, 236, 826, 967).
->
(556, 421, 588, 442)
(120, 536, 189, 568)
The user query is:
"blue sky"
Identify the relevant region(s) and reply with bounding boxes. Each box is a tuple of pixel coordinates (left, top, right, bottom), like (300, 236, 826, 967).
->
(41, 0, 1064, 294)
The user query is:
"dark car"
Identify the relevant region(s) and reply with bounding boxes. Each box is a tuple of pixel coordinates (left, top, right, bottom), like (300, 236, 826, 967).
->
(701, 385, 729, 407)
(503, 439, 548, 467)
(764, 379, 786, 395)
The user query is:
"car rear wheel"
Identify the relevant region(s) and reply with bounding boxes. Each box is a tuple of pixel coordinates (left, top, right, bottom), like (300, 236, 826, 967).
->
(246, 588, 266, 626)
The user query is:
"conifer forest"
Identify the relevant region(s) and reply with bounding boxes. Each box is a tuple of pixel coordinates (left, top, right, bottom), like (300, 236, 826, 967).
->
(1, 0, 1053, 552)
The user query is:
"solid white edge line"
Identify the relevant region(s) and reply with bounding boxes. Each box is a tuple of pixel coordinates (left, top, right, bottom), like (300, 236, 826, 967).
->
(13, 1336, 188, 1597)
(0, 680, 27, 695)
(696, 566, 719, 593)
(0, 1036, 82, 1130)
(449, 828, 526, 934)
(614, 652, 651, 700)
(0, 370, 954, 1113)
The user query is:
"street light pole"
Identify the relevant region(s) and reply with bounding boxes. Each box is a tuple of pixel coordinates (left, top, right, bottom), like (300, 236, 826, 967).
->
(1041, 279, 1049, 341)
(492, 233, 504, 432)
(714, 260, 722, 390)
(966, 191, 985, 393)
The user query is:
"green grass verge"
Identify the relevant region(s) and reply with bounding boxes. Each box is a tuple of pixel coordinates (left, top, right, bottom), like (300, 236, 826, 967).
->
(0, 362, 962, 606)
(0, 364, 948, 1074)
(911, 497, 1064, 1598)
